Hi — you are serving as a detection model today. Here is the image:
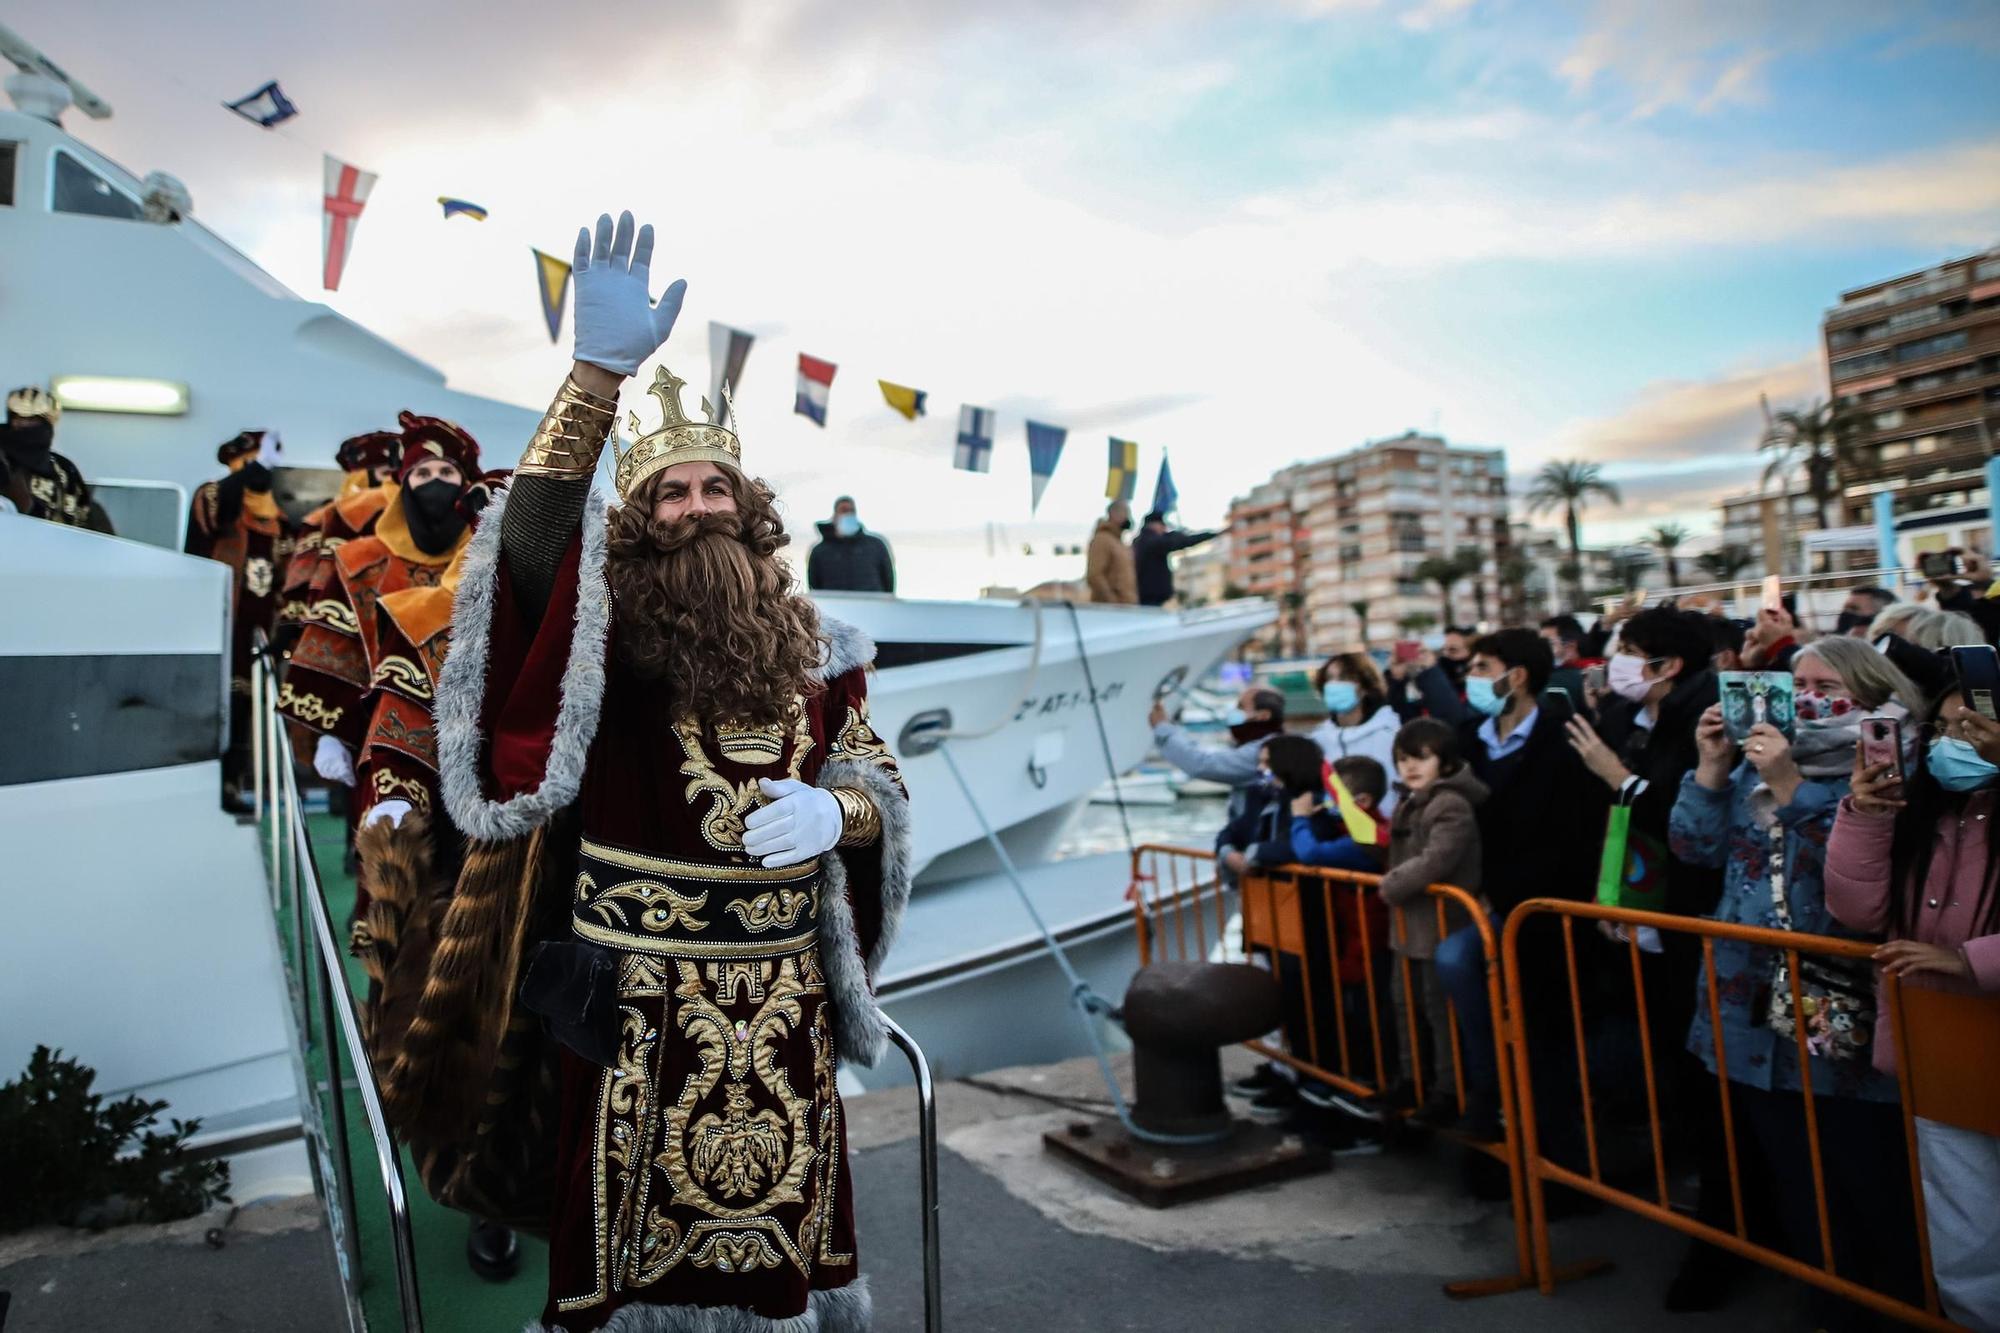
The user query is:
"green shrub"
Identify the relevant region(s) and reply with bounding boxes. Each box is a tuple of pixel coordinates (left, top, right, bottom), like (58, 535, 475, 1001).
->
(0, 1045, 230, 1232)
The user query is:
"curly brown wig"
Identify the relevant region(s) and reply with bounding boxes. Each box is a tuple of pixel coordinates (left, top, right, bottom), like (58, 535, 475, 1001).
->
(604, 466, 827, 726)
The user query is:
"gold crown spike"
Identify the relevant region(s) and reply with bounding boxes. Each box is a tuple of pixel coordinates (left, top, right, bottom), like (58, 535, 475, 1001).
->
(714, 719, 785, 765)
(609, 365, 744, 500)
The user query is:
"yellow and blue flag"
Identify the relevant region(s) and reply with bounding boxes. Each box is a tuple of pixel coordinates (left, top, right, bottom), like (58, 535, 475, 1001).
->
(1106, 438, 1138, 502)
(878, 381, 927, 421)
(438, 197, 488, 221)
(532, 248, 572, 343)
(1322, 761, 1383, 847)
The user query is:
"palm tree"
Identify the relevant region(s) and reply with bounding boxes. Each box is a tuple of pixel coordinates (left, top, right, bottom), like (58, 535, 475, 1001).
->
(1398, 611, 1437, 636)
(1759, 398, 1867, 530)
(1349, 599, 1371, 647)
(1498, 551, 1534, 619)
(1695, 545, 1756, 582)
(1650, 523, 1690, 587)
(1526, 460, 1623, 603)
(1609, 549, 1653, 593)
(1415, 552, 1476, 626)
(1280, 590, 1307, 657)
(1454, 545, 1489, 625)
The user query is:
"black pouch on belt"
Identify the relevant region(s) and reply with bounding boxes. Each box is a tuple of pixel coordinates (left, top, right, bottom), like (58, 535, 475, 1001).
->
(518, 940, 620, 1068)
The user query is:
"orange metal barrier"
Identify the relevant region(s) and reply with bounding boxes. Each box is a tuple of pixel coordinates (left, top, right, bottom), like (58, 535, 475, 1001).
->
(1501, 898, 1990, 1331)
(1127, 844, 1538, 1296)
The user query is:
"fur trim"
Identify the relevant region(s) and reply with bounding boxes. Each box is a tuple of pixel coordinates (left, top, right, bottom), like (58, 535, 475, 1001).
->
(440, 490, 872, 842)
(522, 1277, 870, 1333)
(815, 618, 875, 683)
(814, 761, 911, 1069)
(815, 761, 912, 980)
(437, 487, 612, 843)
(352, 813, 434, 987)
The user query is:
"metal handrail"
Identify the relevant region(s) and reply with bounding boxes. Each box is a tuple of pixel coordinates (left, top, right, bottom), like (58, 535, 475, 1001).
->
(250, 641, 425, 1332)
(883, 1016, 943, 1333)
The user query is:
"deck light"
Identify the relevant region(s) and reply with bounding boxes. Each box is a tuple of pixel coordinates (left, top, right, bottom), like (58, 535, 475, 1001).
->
(50, 375, 190, 416)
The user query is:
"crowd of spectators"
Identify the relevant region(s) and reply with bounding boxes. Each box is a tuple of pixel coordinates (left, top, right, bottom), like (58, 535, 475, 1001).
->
(1148, 568, 2000, 1330)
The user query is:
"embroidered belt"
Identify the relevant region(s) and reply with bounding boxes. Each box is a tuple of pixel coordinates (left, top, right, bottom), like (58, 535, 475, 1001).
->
(571, 837, 821, 958)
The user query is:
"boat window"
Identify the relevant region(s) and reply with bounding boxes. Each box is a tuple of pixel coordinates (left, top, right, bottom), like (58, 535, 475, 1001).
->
(0, 141, 16, 206)
(52, 149, 145, 221)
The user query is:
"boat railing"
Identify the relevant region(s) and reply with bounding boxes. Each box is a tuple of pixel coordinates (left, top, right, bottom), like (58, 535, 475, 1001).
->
(248, 632, 943, 1333)
(250, 635, 424, 1332)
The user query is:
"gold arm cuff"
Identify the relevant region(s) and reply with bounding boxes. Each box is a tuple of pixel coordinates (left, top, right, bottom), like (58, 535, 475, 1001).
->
(831, 787, 882, 847)
(517, 376, 620, 477)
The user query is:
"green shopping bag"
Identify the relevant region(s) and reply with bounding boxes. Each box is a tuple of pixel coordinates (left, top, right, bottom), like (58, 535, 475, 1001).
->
(1595, 801, 1668, 911)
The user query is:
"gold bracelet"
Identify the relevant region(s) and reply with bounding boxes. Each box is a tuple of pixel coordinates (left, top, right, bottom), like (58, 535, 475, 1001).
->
(517, 376, 619, 477)
(831, 787, 882, 847)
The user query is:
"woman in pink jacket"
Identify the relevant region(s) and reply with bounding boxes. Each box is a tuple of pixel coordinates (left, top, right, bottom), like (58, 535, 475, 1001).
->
(1826, 692, 2000, 1332)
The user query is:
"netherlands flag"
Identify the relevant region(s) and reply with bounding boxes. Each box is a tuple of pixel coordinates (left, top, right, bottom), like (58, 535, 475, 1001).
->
(795, 354, 837, 426)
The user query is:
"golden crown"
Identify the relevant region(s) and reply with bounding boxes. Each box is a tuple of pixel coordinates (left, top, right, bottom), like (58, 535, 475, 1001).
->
(610, 365, 742, 500)
(714, 719, 786, 765)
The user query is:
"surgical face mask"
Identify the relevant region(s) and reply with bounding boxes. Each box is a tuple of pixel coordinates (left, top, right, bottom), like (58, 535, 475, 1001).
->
(1223, 707, 1248, 728)
(1928, 736, 1999, 792)
(1465, 675, 1508, 717)
(1322, 681, 1360, 715)
(834, 514, 860, 538)
(1607, 654, 1657, 703)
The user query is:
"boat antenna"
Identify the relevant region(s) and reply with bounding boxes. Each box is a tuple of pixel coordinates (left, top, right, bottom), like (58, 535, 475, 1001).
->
(0, 22, 114, 121)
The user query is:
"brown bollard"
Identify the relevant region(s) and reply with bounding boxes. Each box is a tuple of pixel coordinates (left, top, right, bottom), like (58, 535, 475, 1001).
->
(1122, 961, 1283, 1138)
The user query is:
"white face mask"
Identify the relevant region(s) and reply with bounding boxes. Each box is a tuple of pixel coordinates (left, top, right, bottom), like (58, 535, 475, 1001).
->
(1607, 653, 1656, 703)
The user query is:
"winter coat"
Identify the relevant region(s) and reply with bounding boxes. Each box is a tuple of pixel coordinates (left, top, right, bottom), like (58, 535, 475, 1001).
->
(1214, 780, 1293, 869)
(1824, 792, 2000, 1077)
(1309, 704, 1402, 815)
(806, 522, 895, 593)
(1153, 724, 1266, 819)
(1668, 766, 1897, 1103)
(1378, 765, 1488, 959)
(1594, 667, 1726, 917)
(1085, 520, 1138, 605)
(1131, 526, 1220, 606)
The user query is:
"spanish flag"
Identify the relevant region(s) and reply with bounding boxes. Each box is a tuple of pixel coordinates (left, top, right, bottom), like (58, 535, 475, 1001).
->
(1106, 438, 1139, 503)
(1322, 760, 1383, 846)
(532, 249, 572, 343)
(878, 381, 927, 421)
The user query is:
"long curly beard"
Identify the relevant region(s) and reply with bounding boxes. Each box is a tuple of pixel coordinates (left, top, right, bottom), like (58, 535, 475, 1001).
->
(604, 472, 826, 727)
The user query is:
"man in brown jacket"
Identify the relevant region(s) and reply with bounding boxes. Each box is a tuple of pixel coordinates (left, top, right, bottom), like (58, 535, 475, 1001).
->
(1086, 499, 1138, 604)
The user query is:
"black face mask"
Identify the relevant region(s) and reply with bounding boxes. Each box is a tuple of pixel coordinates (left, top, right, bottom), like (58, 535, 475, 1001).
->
(1834, 610, 1873, 635)
(1118, 518, 1133, 532)
(3, 420, 55, 469)
(404, 478, 468, 554)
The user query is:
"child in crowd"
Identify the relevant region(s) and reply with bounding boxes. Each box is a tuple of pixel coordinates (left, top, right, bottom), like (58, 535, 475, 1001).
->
(1827, 691, 2000, 1332)
(1379, 718, 1487, 1117)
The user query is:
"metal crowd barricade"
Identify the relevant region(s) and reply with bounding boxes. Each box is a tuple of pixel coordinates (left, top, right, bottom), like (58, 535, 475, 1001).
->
(251, 637, 944, 1333)
(1500, 897, 1990, 1331)
(1127, 844, 1538, 1297)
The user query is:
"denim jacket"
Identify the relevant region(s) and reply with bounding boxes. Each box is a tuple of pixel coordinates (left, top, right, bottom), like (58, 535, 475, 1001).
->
(1666, 766, 1896, 1103)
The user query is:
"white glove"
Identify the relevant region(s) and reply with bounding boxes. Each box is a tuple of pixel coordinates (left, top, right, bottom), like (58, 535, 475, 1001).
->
(742, 778, 842, 869)
(256, 430, 283, 468)
(572, 210, 687, 376)
(313, 735, 356, 787)
(363, 798, 412, 828)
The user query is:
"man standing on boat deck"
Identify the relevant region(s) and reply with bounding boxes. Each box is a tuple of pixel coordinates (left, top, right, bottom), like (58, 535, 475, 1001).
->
(277, 413, 480, 844)
(186, 429, 290, 811)
(1086, 498, 1139, 604)
(278, 430, 403, 651)
(389, 212, 908, 1333)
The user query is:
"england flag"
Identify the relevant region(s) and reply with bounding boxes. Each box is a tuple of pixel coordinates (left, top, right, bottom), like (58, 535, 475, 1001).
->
(794, 354, 836, 426)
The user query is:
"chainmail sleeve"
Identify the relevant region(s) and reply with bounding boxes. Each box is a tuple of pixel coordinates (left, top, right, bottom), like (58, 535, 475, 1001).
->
(501, 375, 620, 623)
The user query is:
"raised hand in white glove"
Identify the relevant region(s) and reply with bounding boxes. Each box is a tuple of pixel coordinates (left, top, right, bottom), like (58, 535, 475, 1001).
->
(741, 778, 842, 869)
(255, 430, 283, 469)
(362, 798, 412, 828)
(572, 210, 687, 377)
(313, 735, 356, 787)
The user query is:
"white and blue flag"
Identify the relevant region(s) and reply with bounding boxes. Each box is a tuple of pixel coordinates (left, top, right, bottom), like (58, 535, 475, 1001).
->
(224, 81, 299, 128)
(955, 405, 994, 473)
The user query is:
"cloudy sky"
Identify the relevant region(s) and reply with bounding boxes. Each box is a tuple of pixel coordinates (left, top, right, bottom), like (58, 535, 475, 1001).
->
(19, 0, 2000, 593)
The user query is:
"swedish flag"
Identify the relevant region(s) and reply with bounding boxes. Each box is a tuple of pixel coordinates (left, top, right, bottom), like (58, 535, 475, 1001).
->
(1106, 438, 1139, 503)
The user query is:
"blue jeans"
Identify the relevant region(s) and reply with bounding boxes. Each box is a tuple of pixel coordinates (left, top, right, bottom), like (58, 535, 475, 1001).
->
(1434, 914, 1502, 1120)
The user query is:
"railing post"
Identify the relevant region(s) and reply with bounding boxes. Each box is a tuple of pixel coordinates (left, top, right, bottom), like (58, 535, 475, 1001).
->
(883, 1016, 942, 1333)
(250, 651, 265, 825)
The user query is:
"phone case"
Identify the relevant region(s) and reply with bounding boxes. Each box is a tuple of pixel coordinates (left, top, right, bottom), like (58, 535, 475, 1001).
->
(1719, 671, 1795, 741)
(1955, 646, 2000, 721)
(1859, 716, 1902, 783)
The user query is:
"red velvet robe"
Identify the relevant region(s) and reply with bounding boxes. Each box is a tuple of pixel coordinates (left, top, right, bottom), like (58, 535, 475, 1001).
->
(436, 490, 908, 1333)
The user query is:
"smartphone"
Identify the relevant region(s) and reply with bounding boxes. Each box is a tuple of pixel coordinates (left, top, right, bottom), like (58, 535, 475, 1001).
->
(1859, 715, 1903, 785)
(1760, 574, 1783, 611)
(1393, 639, 1421, 664)
(1719, 671, 1796, 741)
(1582, 664, 1608, 696)
(1952, 644, 2000, 721)
(1921, 550, 1968, 580)
(1540, 687, 1577, 725)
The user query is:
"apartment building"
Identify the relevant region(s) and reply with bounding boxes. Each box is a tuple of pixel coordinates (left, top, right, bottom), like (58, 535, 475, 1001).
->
(1826, 252, 2000, 528)
(1714, 487, 1822, 572)
(1225, 431, 1511, 657)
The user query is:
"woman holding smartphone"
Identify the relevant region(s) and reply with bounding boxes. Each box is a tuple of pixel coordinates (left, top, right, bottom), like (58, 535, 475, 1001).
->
(1827, 690, 2000, 1331)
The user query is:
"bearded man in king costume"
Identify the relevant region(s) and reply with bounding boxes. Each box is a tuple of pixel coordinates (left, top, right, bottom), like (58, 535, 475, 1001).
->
(381, 212, 908, 1332)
